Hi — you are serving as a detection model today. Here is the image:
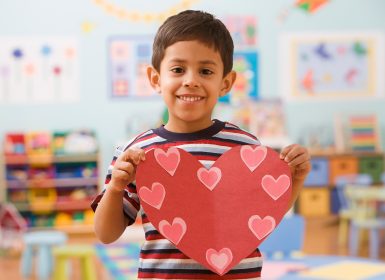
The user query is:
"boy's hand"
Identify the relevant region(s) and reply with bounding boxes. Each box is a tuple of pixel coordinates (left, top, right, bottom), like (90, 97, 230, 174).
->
(109, 148, 146, 193)
(280, 144, 311, 181)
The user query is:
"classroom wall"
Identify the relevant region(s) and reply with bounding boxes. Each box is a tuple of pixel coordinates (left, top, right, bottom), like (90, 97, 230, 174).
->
(1, 0, 385, 176)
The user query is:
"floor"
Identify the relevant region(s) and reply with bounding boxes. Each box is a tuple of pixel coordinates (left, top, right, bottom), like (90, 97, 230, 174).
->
(0, 216, 384, 280)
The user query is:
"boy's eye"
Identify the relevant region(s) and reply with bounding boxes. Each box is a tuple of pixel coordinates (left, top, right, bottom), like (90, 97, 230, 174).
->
(171, 67, 184, 73)
(200, 68, 213, 75)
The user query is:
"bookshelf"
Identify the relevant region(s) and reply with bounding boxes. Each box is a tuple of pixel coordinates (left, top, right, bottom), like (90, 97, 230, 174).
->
(2, 130, 99, 232)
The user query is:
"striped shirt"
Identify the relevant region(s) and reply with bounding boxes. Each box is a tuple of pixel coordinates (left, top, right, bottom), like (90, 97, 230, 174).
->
(91, 119, 263, 279)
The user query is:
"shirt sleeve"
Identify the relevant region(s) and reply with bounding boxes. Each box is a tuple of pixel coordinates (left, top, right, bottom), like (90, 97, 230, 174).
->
(90, 145, 140, 226)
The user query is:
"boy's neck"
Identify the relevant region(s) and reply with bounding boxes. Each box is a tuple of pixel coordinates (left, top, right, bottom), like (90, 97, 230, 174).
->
(164, 119, 214, 133)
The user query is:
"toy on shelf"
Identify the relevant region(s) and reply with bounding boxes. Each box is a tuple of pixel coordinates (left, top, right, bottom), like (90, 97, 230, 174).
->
(334, 114, 382, 153)
(0, 202, 27, 255)
(348, 115, 381, 152)
(53, 130, 98, 155)
(4, 133, 26, 156)
(25, 131, 53, 165)
(25, 131, 52, 156)
(29, 188, 57, 213)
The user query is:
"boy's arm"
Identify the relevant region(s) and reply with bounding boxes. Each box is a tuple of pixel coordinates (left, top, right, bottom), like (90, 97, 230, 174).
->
(280, 144, 311, 211)
(94, 187, 129, 243)
(93, 147, 145, 244)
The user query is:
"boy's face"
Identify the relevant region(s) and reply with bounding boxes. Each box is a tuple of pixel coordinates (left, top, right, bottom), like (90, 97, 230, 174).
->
(148, 40, 236, 133)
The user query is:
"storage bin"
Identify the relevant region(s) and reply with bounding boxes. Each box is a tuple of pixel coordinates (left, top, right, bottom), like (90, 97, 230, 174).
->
(358, 156, 384, 184)
(329, 156, 358, 185)
(304, 157, 329, 187)
(298, 188, 330, 217)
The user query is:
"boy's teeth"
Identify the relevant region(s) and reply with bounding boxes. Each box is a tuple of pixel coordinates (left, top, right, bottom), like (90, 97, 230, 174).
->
(179, 96, 202, 102)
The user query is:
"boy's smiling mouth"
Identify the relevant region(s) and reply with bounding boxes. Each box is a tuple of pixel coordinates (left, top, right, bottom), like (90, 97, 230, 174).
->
(177, 95, 204, 102)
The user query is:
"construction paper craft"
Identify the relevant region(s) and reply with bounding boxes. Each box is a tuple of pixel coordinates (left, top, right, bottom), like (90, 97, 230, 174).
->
(299, 261, 385, 280)
(136, 145, 292, 275)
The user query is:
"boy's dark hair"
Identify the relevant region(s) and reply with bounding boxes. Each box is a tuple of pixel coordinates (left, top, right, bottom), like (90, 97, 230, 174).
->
(152, 10, 234, 76)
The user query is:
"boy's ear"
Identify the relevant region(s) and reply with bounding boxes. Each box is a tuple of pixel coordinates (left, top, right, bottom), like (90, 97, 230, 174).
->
(147, 66, 161, 93)
(220, 70, 237, 97)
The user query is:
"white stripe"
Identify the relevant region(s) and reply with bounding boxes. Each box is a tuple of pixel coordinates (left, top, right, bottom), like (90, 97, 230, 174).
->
(139, 255, 263, 270)
(130, 135, 166, 149)
(175, 143, 230, 153)
(215, 131, 260, 144)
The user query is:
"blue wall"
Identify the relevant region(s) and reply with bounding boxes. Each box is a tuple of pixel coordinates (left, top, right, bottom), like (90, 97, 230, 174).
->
(1, 0, 385, 175)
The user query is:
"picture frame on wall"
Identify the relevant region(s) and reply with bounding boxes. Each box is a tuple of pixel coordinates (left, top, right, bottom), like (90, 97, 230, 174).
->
(108, 36, 157, 98)
(280, 32, 384, 101)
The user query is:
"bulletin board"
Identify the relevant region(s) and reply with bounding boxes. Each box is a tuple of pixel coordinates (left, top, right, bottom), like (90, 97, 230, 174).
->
(280, 32, 384, 101)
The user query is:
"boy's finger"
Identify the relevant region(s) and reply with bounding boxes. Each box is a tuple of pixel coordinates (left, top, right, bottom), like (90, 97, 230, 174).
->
(283, 147, 308, 163)
(287, 153, 310, 167)
(280, 144, 296, 159)
(121, 148, 145, 164)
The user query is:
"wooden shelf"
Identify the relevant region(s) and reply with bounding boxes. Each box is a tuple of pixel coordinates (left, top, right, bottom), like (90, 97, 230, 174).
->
(7, 177, 99, 189)
(5, 153, 98, 165)
(13, 198, 94, 212)
(32, 224, 95, 234)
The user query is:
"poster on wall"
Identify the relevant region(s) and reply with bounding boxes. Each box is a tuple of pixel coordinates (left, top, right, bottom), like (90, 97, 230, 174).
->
(222, 15, 257, 47)
(108, 36, 156, 98)
(219, 50, 259, 105)
(219, 15, 259, 105)
(0, 37, 79, 104)
(280, 32, 385, 101)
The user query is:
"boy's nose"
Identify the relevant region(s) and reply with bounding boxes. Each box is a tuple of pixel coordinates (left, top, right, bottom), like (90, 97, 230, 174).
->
(182, 73, 201, 88)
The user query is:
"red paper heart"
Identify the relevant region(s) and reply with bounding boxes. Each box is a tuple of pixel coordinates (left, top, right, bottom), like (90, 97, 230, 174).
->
(136, 145, 292, 275)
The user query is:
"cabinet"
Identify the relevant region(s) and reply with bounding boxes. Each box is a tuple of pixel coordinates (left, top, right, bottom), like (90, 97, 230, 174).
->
(2, 131, 99, 233)
(298, 152, 385, 217)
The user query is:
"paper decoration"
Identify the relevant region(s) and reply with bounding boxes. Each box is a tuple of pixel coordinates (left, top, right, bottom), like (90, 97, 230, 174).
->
(220, 50, 259, 104)
(108, 36, 156, 98)
(280, 32, 385, 100)
(81, 21, 97, 33)
(92, 0, 200, 23)
(278, 0, 330, 22)
(296, 0, 329, 13)
(0, 37, 79, 104)
(136, 145, 292, 275)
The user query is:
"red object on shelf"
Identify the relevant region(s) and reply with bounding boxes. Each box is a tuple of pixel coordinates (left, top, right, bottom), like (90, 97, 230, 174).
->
(4, 133, 26, 156)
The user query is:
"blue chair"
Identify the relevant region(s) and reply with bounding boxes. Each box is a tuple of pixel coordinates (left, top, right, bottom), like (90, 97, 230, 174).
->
(259, 214, 305, 259)
(20, 230, 68, 280)
(335, 174, 373, 246)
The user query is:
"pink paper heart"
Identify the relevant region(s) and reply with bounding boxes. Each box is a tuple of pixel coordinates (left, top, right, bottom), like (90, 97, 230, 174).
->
(159, 217, 187, 245)
(197, 167, 222, 191)
(262, 174, 290, 200)
(240, 145, 267, 172)
(154, 147, 180, 176)
(206, 248, 233, 275)
(138, 182, 166, 209)
(136, 145, 292, 275)
(248, 215, 276, 240)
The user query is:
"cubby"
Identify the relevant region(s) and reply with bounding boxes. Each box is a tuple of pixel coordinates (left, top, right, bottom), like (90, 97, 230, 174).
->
(298, 152, 385, 218)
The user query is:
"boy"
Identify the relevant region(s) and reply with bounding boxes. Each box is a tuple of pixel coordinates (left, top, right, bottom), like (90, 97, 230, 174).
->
(92, 10, 311, 279)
